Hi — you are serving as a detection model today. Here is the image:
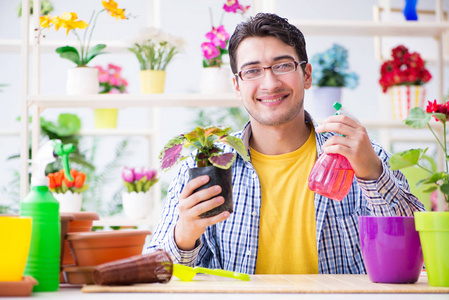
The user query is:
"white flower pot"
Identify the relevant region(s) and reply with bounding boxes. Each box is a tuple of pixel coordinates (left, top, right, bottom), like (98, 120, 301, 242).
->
(122, 191, 152, 219)
(311, 87, 342, 119)
(53, 191, 83, 212)
(66, 67, 99, 95)
(388, 85, 426, 120)
(199, 67, 234, 94)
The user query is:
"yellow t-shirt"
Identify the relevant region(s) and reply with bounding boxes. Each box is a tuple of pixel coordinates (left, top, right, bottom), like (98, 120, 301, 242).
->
(252, 129, 318, 274)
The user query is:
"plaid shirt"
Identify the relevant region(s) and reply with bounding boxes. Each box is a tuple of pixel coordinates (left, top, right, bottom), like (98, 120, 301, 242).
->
(146, 113, 425, 274)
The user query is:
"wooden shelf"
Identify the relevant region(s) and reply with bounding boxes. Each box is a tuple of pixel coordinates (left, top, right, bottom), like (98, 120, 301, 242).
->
(290, 20, 449, 37)
(27, 93, 241, 109)
(0, 39, 129, 53)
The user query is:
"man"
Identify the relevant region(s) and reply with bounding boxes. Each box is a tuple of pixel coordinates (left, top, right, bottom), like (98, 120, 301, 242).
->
(146, 13, 425, 274)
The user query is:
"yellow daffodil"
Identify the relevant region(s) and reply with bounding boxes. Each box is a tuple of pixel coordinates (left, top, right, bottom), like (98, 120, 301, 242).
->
(39, 15, 52, 28)
(102, 0, 126, 20)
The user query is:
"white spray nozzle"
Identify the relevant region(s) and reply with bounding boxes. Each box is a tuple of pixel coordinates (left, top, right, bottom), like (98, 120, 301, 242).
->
(31, 140, 60, 187)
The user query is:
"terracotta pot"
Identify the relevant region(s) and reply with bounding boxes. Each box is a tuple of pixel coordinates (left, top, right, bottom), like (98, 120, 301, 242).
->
(63, 266, 95, 285)
(60, 212, 99, 267)
(188, 166, 233, 218)
(66, 230, 151, 267)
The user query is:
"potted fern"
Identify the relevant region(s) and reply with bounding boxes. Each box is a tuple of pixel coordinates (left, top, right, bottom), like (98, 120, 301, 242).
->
(159, 126, 249, 217)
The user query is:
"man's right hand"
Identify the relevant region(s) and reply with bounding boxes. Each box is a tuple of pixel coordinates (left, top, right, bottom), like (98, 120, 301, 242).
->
(174, 175, 230, 251)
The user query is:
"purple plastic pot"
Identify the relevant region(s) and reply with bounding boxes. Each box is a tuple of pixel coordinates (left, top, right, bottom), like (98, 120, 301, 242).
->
(358, 216, 423, 283)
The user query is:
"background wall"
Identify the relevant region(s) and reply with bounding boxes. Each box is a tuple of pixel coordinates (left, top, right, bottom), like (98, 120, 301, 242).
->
(1, 0, 448, 214)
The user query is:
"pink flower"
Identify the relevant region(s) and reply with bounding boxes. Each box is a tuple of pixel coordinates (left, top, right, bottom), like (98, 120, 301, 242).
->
(206, 25, 229, 49)
(107, 63, 122, 73)
(109, 73, 121, 86)
(121, 167, 135, 183)
(201, 42, 220, 60)
(144, 168, 157, 181)
(108, 88, 121, 94)
(134, 166, 146, 181)
(223, 0, 249, 14)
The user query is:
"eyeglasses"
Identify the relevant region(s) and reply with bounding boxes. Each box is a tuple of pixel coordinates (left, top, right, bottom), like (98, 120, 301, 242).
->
(235, 60, 306, 81)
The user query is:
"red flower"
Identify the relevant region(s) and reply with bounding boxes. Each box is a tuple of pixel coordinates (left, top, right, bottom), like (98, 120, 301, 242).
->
(379, 45, 432, 93)
(426, 99, 449, 122)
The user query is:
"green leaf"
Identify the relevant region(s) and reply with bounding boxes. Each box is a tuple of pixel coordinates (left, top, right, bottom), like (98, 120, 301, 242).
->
(427, 172, 447, 184)
(56, 46, 80, 65)
(423, 186, 438, 193)
(389, 148, 428, 170)
(85, 44, 107, 65)
(440, 183, 449, 195)
(218, 135, 250, 162)
(123, 181, 135, 193)
(404, 107, 431, 128)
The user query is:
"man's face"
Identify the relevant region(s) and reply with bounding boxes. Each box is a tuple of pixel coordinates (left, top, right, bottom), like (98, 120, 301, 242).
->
(233, 36, 312, 127)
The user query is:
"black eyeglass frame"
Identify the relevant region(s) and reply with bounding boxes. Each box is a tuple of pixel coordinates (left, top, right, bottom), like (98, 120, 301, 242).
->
(234, 60, 307, 81)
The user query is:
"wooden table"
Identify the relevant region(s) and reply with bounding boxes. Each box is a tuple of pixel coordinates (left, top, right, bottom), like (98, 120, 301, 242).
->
(12, 274, 449, 300)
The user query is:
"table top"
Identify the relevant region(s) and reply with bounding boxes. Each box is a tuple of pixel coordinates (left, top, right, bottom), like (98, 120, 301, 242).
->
(9, 274, 449, 300)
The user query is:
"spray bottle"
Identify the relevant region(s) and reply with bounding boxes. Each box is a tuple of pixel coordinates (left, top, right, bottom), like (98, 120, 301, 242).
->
(20, 140, 75, 292)
(308, 102, 358, 201)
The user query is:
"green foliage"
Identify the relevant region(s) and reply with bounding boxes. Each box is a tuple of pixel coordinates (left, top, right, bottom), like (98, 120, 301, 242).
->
(191, 107, 249, 130)
(159, 126, 249, 171)
(55, 44, 106, 67)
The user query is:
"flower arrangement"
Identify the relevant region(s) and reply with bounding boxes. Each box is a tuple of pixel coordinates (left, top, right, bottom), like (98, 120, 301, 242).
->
(311, 44, 359, 89)
(128, 28, 185, 71)
(159, 126, 250, 171)
(95, 63, 128, 94)
(201, 0, 250, 68)
(379, 45, 432, 93)
(389, 100, 449, 210)
(121, 166, 158, 193)
(47, 169, 88, 194)
(39, 0, 127, 67)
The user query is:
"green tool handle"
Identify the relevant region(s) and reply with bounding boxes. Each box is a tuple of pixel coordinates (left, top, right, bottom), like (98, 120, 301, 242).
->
(194, 267, 250, 281)
(53, 143, 76, 181)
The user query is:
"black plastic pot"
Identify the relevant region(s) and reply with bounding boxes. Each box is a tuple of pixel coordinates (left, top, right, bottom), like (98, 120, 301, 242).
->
(188, 165, 233, 218)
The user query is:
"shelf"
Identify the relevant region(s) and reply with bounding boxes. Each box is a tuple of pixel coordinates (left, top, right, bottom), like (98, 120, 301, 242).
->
(27, 93, 241, 109)
(80, 128, 155, 137)
(0, 39, 129, 53)
(0, 129, 20, 136)
(290, 20, 449, 37)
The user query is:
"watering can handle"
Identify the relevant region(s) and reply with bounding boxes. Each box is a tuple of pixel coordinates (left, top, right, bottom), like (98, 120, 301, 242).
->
(194, 267, 250, 281)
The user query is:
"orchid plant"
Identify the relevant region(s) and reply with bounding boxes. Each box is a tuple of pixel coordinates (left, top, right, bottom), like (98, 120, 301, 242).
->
(47, 169, 88, 194)
(159, 126, 250, 172)
(128, 27, 186, 70)
(122, 166, 158, 193)
(201, 0, 250, 68)
(311, 44, 359, 89)
(95, 63, 128, 94)
(39, 0, 127, 67)
(389, 100, 449, 210)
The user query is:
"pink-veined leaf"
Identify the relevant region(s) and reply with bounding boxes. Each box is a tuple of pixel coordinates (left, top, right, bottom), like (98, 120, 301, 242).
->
(218, 135, 250, 162)
(209, 152, 236, 169)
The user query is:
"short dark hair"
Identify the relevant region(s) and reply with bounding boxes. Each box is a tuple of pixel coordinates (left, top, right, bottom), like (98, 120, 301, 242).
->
(228, 13, 308, 77)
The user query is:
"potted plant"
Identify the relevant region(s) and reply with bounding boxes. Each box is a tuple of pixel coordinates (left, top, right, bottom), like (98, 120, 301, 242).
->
(93, 63, 129, 129)
(128, 28, 185, 94)
(38, 0, 128, 95)
(159, 126, 250, 217)
(199, 0, 250, 93)
(310, 43, 359, 118)
(121, 166, 158, 219)
(389, 100, 449, 287)
(379, 45, 432, 119)
(47, 169, 88, 212)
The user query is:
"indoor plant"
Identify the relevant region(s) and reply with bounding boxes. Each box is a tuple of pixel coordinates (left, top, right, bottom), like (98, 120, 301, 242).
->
(379, 45, 432, 119)
(199, 0, 250, 93)
(121, 166, 158, 219)
(93, 63, 128, 129)
(128, 27, 185, 94)
(389, 100, 449, 287)
(159, 126, 250, 217)
(310, 43, 359, 118)
(39, 0, 127, 95)
(47, 169, 88, 212)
